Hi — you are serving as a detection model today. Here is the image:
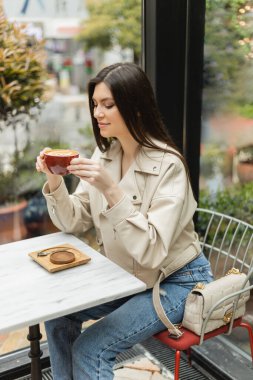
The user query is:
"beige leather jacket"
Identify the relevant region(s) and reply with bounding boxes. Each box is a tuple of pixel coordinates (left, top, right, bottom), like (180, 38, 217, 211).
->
(43, 139, 201, 288)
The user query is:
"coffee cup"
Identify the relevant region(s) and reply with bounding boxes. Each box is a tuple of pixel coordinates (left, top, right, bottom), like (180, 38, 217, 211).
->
(44, 149, 79, 175)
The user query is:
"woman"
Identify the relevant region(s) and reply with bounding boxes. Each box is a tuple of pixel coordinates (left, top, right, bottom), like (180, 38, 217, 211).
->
(36, 62, 213, 380)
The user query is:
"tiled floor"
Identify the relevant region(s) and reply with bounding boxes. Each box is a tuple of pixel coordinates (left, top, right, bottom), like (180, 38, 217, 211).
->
(17, 357, 171, 380)
(114, 366, 169, 380)
(0, 324, 172, 380)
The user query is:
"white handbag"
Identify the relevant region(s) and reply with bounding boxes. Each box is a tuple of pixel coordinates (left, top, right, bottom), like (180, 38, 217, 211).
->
(153, 268, 250, 338)
(181, 268, 250, 335)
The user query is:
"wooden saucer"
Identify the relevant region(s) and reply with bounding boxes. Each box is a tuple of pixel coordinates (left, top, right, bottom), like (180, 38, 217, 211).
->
(50, 251, 75, 265)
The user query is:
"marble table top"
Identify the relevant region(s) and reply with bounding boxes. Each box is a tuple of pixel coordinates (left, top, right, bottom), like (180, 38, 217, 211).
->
(0, 232, 146, 333)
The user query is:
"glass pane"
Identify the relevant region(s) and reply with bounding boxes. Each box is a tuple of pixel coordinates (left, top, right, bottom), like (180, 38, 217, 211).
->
(0, 0, 141, 360)
(200, 0, 253, 356)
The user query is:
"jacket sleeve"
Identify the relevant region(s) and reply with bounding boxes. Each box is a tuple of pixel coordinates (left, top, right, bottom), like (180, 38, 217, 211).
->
(42, 148, 103, 233)
(42, 177, 94, 234)
(101, 159, 197, 269)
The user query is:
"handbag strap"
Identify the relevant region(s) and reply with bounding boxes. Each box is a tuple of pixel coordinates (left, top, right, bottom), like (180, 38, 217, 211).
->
(152, 270, 183, 338)
(139, 167, 183, 338)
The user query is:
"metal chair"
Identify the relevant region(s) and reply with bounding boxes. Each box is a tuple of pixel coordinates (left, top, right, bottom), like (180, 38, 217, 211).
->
(154, 208, 253, 380)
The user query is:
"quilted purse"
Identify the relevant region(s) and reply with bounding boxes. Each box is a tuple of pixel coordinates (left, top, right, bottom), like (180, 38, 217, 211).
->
(181, 268, 250, 335)
(153, 267, 250, 338)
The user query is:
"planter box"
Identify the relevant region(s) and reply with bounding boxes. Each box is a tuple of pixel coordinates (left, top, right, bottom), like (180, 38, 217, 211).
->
(237, 162, 253, 183)
(0, 200, 28, 244)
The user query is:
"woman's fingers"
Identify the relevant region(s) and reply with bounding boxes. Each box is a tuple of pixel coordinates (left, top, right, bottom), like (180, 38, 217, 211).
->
(36, 155, 46, 172)
(36, 147, 51, 174)
(67, 158, 99, 173)
(68, 164, 98, 173)
(35, 161, 41, 172)
(66, 157, 113, 191)
(40, 147, 51, 158)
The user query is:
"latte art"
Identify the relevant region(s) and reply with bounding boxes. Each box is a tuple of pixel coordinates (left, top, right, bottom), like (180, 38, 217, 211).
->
(46, 149, 78, 157)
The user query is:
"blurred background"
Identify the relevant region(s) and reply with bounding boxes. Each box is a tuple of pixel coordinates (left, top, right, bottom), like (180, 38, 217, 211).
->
(0, 0, 252, 377)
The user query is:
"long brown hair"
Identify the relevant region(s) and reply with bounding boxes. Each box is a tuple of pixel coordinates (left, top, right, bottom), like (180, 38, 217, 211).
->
(88, 62, 189, 175)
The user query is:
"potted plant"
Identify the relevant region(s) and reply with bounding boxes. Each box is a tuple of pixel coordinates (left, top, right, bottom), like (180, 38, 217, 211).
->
(0, 6, 49, 242)
(236, 145, 253, 184)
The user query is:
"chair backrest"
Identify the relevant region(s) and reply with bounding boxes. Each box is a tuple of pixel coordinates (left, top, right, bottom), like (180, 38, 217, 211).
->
(196, 208, 253, 279)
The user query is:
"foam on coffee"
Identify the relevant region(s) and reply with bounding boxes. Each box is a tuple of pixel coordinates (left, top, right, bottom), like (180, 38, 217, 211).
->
(46, 149, 78, 157)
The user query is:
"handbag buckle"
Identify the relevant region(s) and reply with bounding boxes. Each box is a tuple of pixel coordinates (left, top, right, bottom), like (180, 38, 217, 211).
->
(168, 324, 183, 339)
(223, 311, 233, 323)
(226, 267, 241, 275)
(169, 333, 184, 339)
(194, 282, 205, 290)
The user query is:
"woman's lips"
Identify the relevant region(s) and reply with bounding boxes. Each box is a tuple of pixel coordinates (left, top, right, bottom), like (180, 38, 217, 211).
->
(98, 123, 109, 128)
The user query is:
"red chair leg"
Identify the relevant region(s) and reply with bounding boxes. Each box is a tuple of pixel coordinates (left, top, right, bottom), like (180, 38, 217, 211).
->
(174, 350, 181, 380)
(240, 322, 253, 365)
(186, 347, 192, 366)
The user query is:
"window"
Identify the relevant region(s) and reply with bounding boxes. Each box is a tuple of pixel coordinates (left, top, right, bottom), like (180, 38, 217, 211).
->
(200, 0, 253, 357)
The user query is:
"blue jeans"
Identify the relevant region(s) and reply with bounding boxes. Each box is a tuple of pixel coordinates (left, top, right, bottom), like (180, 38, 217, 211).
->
(45, 252, 213, 380)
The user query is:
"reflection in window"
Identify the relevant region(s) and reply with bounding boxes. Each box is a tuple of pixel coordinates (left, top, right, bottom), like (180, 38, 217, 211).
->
(200, 0, 253, 357)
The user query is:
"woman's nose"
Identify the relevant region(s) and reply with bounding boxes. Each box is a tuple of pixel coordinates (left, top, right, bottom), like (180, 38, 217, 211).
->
(94, 106, 104, 118)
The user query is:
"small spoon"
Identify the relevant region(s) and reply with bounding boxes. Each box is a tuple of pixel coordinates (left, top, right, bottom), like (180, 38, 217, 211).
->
(37, 246, 73, 257)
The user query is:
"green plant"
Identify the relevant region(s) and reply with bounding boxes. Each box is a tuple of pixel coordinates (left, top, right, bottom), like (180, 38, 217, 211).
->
(200, 144, 224, 178)
(197, 183, 253, 253)
(199, 182, 253, 225)
(0, 170, 16, 205)
(0, 7, 48, 205)
(237, 144, 253, 164)
(204, 0, 253, 116)
(200, 144, 233, 179)
(0, 9, 48, 123)
(78, 123, 96, 157)
(235, 103, 253, 119)
(78, 0, 142, 63)
(0, 142, 45, 205)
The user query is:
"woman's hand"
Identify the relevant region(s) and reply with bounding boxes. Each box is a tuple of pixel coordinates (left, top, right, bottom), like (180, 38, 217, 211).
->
(68, 157, 124, 207)
(67, 157, 114, 192)
(36, 148, 62, 192)
(36, 147, 53, 176)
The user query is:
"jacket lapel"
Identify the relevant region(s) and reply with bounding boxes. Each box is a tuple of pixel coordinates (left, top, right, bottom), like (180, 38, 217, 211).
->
(99, 139, 167, 206)
(100, 140, 122, 184)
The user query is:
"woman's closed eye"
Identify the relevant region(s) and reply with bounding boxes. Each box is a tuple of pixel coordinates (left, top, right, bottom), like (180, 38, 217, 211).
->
(93, 102, 115, 110)
(104, 103, 115, 109)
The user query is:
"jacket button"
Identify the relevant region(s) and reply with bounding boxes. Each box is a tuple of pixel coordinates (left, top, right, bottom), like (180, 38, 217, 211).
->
(153, 166, 157, 171)
(133, 195, 137, 200)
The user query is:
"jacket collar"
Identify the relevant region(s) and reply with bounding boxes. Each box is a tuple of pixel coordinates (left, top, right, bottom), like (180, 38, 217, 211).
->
(100, 138, 168, 176)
